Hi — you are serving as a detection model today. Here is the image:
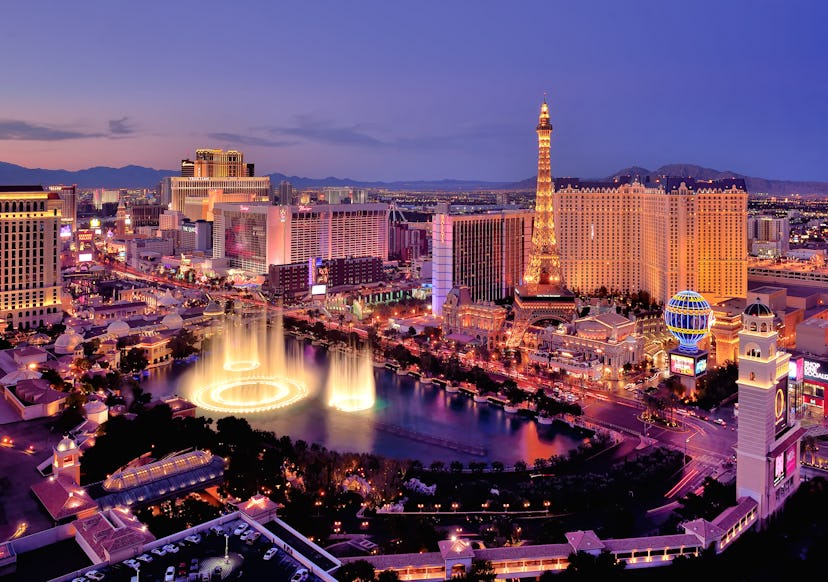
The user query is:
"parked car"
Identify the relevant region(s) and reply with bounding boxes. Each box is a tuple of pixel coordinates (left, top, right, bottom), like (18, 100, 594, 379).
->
(151, 547, 167, 557)
(263, 547, 278, 561)
(124, 558, 140, 569)
(163, 543, 179, 554)
(190, 558, 199, 572)
(290, 568, 309, 582)
(136, 554, 153, 563)
(184, 533, 202, 544)
(164, 566, 176, 581)
(233, 523, 248, 536)
(86, 572, 105, 581)
(209, 525, 224, 535)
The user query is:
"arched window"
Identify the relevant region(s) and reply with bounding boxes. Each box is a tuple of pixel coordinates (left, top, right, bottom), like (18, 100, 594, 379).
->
(750, 322, 757, 332)
(760, 323, 767, 332)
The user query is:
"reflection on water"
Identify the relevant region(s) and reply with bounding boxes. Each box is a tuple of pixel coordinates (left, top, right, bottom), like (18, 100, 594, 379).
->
(141, 338, 583, 464)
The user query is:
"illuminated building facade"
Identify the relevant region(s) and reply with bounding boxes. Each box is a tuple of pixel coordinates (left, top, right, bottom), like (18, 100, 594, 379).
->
(184, 148, 253, 178)
(735, 301, 804, 523)
(48, 184, 77, 234)
(431, 209, 532, 316)
(441, 286, 507, 350)
(555, 176, 747, 305)
(161, 176, 270, 220)
(0, 186, 63, 330)
(213, 203, 389, 274)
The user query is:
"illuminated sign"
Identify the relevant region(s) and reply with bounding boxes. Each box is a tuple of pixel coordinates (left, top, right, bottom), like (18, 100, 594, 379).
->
(59, 225, 72, 238)
(78, 253, 93, 262)
(804, 360, 828, 382)
(90, 218, 100, 228)
(298, 205, 313, 212)
(77, 230, 94, 243)
(311, 284, 326, 295)
(785, 444, 797, 477)
(182, 224, 196, 233)
(695, 355, 708, 375)
(773, 452, 785, 486)
(670, 354, 695, 376)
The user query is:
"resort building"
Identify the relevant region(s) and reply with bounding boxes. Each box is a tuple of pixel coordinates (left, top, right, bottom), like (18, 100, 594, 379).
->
(431, 209, 532, 316)
(441, 286, 507, 351)
(0, 185, 64, 330)
(213, 203, 389, 275)
(554, 176, 747, 306)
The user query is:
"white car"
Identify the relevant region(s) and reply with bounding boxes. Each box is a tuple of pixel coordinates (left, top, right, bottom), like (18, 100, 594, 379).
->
(233, 523, 248, 536)
(184, 533, 202, 544)
(151, 547, 167, 557)
(124, 558, 140, 569)
(136, 554, 153, 564)
(86, 571, 105, 581)
(163, 543, 179, 553)
(290, 569, 309, 582)
(209, 525, 224, 535)
(164, 566, 175, 581)
(263, 547, 278, 561)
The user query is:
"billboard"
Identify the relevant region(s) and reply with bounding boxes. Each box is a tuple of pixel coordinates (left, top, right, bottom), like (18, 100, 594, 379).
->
(59, 224, 72, 239)
(311, 284, 327, 296)
(695, 354, 708, 375)
(773, 452, 785, 486)
(670, 353, 695, 376)
(785, 444, 797, 477)
(224, 213, 266, 263)
(78, 253, 93, 263)
(804, 359, 828, 383)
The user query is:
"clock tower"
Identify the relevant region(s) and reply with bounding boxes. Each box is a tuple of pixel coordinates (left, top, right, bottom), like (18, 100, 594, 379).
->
(735, 300, 804, 523)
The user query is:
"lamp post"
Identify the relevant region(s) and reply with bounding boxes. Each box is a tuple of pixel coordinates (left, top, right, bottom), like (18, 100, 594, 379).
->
(224, 533, 230, 564)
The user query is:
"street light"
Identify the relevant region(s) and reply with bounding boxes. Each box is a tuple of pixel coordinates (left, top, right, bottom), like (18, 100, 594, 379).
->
(685, 432, 697, 467)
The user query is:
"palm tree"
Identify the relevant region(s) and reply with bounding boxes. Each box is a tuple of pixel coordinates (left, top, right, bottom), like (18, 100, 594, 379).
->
(802, 435, 819, 465)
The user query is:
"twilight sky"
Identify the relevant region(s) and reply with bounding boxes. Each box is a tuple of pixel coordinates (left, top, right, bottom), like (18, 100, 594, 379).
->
(2, 1, 827, 182)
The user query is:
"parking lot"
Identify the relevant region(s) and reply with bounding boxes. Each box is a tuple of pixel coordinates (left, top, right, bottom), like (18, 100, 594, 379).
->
(67, 519, 327, 582)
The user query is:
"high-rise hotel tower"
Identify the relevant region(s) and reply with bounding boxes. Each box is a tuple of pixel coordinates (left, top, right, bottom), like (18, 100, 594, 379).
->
(0, 186, 63, 330)
(555, 175, 747, 305)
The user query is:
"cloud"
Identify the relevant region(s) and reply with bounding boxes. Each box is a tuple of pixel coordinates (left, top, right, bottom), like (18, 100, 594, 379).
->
(0, 119, 104, 141)
(108, 116, 134, 135)
(269, 116, 386, 147)
(206, 132, 299, 148)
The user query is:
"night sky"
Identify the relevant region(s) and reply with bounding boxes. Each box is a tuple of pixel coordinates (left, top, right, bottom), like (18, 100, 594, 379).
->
(2, 1, 826, 182)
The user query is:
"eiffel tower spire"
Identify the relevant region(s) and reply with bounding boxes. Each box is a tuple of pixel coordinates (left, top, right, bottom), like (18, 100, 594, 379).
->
(523, 98, 563, 287)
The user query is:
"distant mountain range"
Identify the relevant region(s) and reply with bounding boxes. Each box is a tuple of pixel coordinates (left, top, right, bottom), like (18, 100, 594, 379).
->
(1, 160, 826, 197)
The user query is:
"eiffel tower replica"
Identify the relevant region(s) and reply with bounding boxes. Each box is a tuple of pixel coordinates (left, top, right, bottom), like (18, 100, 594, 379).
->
(506, 98, 576, 350)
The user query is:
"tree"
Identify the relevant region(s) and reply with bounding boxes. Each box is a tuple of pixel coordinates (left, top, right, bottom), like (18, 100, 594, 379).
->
(335, 560, 375, 582)
(454, 559, 496, 582)
(376, 570, 400, 582)
(82, 338, 100, 358)
(120, 347, 148, 374)
(561, 550, 625, 578)
(168, 328, 198, 359)
(450, 460, 464, 473)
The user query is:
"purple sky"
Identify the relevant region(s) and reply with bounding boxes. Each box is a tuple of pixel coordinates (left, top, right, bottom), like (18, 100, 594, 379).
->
(2, 1, 827, 182)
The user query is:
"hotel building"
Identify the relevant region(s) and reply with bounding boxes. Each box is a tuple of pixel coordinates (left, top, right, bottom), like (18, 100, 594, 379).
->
(47, 185, 77, 234)
(159, 148, 267, 218)
(432, 209, 533, 316)
(555, 175, 747, 305)
(0, 186, 63, 330)
(213, 203, 389, 274)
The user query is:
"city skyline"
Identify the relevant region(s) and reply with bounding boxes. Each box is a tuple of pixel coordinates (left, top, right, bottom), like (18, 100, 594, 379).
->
(2, 1, 828, 182)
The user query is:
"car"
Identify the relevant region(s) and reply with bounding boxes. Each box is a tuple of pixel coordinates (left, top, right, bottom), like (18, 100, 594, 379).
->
(124, 558, 140, 569)
(164, 566, 176, 581)
(86, 572, 105, 581)
(184, 533, 202, 544)
(245, 531, 261, 544)
(190, 558, 199, 572)
(233, 523, 248, 536)
(151, 547, 167, 557)
(136, 554, 153, 563)
(715, 418, 727, 426)
(71, 577, 87, 582)
(163, 543, 180, 553)
(209, 525, 224, 535)
(290, 569, 309, 582)
(178, 561, 188, 576)
(263, 547, 278, 561)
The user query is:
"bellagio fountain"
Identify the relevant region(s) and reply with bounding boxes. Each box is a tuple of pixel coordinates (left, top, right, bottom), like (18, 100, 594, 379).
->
(185, 303, 375, 415)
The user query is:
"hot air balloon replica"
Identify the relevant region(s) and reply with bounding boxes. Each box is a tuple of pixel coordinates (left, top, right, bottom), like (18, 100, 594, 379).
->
(664, 290, 712, 397)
